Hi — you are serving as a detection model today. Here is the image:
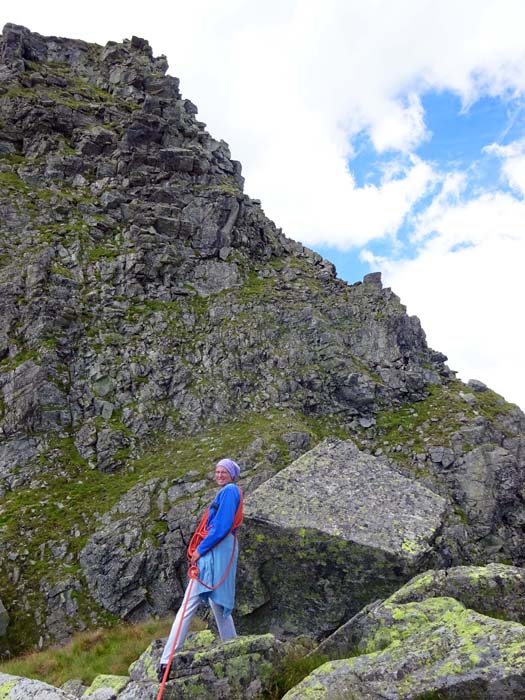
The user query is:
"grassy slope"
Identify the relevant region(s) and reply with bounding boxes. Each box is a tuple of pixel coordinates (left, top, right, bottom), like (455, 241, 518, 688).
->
(0, 408, 351, 655)
(0, 613, 324, 700)
(0, 616, 174, 686)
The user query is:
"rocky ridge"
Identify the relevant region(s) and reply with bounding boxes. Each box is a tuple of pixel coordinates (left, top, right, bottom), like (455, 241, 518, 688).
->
(0, 22, 523, 665)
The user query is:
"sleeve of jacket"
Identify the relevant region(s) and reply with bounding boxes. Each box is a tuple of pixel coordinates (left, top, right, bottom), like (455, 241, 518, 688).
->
(197, 485, 240, 556)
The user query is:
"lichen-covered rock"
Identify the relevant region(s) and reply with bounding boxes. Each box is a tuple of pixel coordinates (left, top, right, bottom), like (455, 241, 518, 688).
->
(81, 689, 115, 700)
(0, 632, 282, 699)
(238, 438, 447, 637)
(284, 597, 525, 700)
(81, 674, 129, 698)
(129, 630, 281, 699)
(105, 683, 158, 700)
(60, 679, 87, 698)
(0, 672, 77, 699)
(317, 562, 525, 659)
(387, 562, 525, 623)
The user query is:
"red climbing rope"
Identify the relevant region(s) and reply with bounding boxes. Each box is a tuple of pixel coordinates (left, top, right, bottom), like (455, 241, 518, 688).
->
(156, 489, 243, 700)
(156, 576, 196, 700)
(187, 488, 244, 563)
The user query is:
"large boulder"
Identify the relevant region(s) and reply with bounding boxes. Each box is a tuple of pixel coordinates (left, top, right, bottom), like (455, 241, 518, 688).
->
(0, 672, 76, 699)
(0, 632, 283, 700)
(238, 439, 448, 637)
(317, 562, 525, 659)
(284, 596, 525, 699)
(387, 562, 525, 623)
(129, 630, 281, 699)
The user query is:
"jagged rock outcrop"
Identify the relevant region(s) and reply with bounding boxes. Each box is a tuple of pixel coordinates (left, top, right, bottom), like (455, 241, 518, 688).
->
(238, 438, 448, 636)
(0, 23, 446, 482)
(0, 22, 523, 655)
(285, 564, 525, 700)
(78, 478, 198, 620)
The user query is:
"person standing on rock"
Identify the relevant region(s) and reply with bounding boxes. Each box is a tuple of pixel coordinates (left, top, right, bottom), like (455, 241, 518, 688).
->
(157, 458, 243, 682)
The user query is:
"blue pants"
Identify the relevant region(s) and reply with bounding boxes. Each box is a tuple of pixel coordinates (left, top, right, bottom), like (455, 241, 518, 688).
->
(160, 581, 237, 664)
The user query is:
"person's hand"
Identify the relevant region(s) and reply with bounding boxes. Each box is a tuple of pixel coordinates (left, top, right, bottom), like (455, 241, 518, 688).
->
(190, 551, 200, 565)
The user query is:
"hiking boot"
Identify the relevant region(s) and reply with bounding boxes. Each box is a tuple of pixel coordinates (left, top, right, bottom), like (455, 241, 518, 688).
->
(157, 663, 168, 682)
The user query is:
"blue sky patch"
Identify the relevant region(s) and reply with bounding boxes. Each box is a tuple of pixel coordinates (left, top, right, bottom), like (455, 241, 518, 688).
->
(348, 132, 384, 187)
(331, 88, 524, 284)
(417, 91, 509, 165)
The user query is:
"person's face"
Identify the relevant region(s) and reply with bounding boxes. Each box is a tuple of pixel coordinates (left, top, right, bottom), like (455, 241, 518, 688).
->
(215, 466, 233, 487)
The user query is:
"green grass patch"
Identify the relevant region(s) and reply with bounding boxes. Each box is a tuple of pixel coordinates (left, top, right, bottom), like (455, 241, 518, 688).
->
(356, 380, 517, 479)
(0, 152, 26, 165)
(0, 617, 175, 687)
(0, 171, 29, 192)
(132, 408, 350, 478)
(264, 652, 329, 700)
(238, 269, 271, 298)
(473, 386, 517, 421)
(370, 382, 476, 455)
(0, 349, 39, 372)
(87, 247, 119, 262)
(50, 262, 75, 279)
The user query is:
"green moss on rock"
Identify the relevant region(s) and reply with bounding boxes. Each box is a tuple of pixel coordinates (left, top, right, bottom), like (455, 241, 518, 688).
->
(284, 596, 525, 699)
(83, 673, 129, 696)
(0, 679, 16, 699)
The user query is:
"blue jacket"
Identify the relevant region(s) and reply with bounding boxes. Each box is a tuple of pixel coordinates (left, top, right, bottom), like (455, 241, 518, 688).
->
(196, 483, 241, 556)
(195, 483, 241, 617)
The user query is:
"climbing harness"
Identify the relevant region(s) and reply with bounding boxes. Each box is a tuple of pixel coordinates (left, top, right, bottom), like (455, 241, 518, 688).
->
(156, 488, 243, 700)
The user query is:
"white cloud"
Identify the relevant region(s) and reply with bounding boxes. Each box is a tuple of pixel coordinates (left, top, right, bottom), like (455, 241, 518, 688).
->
(369, 93, 428, 154)
(379, 192, 525, 407)
(484, 139, 525, 195)
(412, 190, 525, 252)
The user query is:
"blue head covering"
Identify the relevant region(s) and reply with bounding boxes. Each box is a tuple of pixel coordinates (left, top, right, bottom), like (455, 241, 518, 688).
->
(216, 458, 240, 480)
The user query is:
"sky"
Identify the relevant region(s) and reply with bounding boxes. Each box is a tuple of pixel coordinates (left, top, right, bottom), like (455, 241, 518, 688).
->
(2, 1, 524, 409)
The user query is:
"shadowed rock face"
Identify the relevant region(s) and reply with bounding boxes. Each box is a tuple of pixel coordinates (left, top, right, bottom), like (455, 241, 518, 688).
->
(237, 439, 447, 636)
(0, 600, 8, 637)
(287, 564, 525, 700)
